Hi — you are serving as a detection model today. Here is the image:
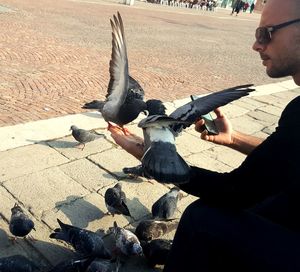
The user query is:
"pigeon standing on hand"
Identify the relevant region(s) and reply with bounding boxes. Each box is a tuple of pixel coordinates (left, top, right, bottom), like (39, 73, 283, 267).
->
(70, 125, 105, 150)
(92, 12, 148, 134)
(111, 221, 143, 257)
(9, 203, 35, 240)
(50, 219, 111, 259)
(104, 183, 131, 217)
(152, 187, 181, 220)
(135, 219, 178, 242)
(139, 84, 255, 184)
(0, 255, 39, 272)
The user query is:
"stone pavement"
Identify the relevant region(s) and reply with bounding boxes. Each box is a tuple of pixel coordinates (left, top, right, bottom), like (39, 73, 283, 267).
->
(0, 0, 289, 127)
(0, 79, 299, 271)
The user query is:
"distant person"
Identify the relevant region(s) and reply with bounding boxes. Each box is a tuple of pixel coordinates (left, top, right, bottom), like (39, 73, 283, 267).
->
(231, 0, 244, 16)
(243, 2, 249, 12)
(250, 2, 255, 13)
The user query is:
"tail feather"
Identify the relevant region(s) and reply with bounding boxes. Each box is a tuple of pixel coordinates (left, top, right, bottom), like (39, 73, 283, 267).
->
(142, 143, 190, 184)
(82, 100, 105, 110)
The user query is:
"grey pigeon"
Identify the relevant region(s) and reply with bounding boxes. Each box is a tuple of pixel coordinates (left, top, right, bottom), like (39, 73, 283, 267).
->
(122, 99, 167, 179)
(70, 125, 104, 149)
(138, 84, 255, 184)
(141, 239, 172, 268)
(48, 256, 95, 272)
(49, 219, 111, 259)
(135, 219, 178, 242)
(86, 258, 120, 272)
(152, 187, 180, 219)
(82, 76, 144, 111)
(104, 183, 131, 217)
(9, 203, 35, 239)
(97, 12, 147, 131)
(138, 115, 191, 184)
(0, 255, 39, 272)
(111, 221, 143, 256)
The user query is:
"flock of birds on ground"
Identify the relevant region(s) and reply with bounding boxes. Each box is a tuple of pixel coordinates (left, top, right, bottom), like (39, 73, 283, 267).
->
(0, 11, 255, 272)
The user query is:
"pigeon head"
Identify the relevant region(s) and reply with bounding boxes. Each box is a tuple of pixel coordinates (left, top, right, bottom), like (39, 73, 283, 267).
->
(146, 99, 166, 116)
(114, 183, 122, 190)
(11, 203, 23, 214)
(132, 242, 143, 256)
(169, 187, 181, 198)
(70, 125, 78, 131)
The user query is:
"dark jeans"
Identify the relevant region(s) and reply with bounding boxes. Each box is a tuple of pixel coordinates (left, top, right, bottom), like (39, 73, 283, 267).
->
(163, 199, 300, 272)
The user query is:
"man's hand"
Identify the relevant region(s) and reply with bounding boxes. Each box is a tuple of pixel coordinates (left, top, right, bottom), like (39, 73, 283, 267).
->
(195, 108, 234, 146)
(109, 126, 145, 161)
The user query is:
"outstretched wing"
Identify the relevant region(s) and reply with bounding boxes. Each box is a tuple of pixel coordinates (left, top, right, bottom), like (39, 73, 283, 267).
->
(169, 84, 255, 134)
(105, 12, 129, 108)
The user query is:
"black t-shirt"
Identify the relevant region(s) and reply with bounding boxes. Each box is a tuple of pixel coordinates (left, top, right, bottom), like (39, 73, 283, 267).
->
(180, 96, 300, 230)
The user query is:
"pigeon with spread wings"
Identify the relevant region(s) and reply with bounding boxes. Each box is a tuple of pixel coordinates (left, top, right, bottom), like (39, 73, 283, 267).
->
(139, 84, 255, 184)
(83, 13, 147, 134)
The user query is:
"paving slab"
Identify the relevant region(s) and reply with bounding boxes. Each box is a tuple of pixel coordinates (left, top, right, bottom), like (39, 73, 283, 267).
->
(2, 167, 90, 218)
(0, 143, 69, 181)
(59, 158, 117, 191)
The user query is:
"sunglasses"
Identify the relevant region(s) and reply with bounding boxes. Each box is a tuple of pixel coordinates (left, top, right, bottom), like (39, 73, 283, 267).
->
(255, 18, 300, 45)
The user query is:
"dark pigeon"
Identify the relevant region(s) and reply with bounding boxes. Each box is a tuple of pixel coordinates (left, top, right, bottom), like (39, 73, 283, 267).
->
(96, 12, 147, 131)
(49, 219, 111, 259)
(135, 219, 178, 242)
(138, 115, 191, 184)
(138, 84, 255, 183)
(48, 256, 95, 272)
(70, 125, 105, 149)
(9, 203, 35, 239)
(86, 258, 120, 272)
(104, 183, 131, 217)
(152, 187, 180, 219)
(141, 239, 172, 268)
(111, 221, 143, 256)
(122, 99, 166, 179)
(0, 255, 39, 272)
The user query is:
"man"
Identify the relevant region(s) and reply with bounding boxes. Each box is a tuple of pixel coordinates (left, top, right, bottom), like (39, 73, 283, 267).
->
(109, 0, 300, 270)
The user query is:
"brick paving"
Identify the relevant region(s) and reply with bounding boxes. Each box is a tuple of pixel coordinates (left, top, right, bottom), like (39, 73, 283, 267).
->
(0, 0, 287, 127)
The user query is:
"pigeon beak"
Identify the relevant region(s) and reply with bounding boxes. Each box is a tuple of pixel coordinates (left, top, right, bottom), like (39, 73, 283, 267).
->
(33, 227, 36, 231)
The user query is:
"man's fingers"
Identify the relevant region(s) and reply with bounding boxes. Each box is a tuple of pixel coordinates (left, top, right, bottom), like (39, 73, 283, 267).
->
(195, 119, 205, 132)
(214, 107, 224, 118)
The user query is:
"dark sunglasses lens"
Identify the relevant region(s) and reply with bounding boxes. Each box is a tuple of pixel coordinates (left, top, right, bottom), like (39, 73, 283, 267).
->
(255, 27, 270, 44)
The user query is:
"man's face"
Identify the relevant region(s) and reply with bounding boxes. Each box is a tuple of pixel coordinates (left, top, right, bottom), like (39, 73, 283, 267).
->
(252, 0, 300, 83)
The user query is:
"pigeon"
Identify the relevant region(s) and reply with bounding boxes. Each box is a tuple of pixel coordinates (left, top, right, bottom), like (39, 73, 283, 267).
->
(70, 125, 105, 150)
(111, 221, 143, 256)
(94, 12, 148, 133)
(104, 183, 131, 217)
(135, 219, 178, 242)
(9, 203, 35, 239)
(0, 255, 39, 272)
(49, 219, 111, 259)
(152, 187, 181, 219)
(141, 239, 173, 268)
(138, 84, 255, 184)
(82, 76, 144, 111)
(48, 256, 95, 272)
(86, 258, 120, 272)
(138, 115, 191, 184)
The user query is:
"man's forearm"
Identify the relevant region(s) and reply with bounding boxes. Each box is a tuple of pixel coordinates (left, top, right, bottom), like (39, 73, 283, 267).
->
(226, 131, 264, 155)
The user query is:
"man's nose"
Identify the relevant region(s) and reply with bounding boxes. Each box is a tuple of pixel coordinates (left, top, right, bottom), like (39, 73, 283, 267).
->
(252, 40, 267, 52)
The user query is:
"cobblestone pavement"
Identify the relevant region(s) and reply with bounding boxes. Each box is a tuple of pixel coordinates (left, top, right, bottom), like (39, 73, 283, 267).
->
(0, 0, 290, 127)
